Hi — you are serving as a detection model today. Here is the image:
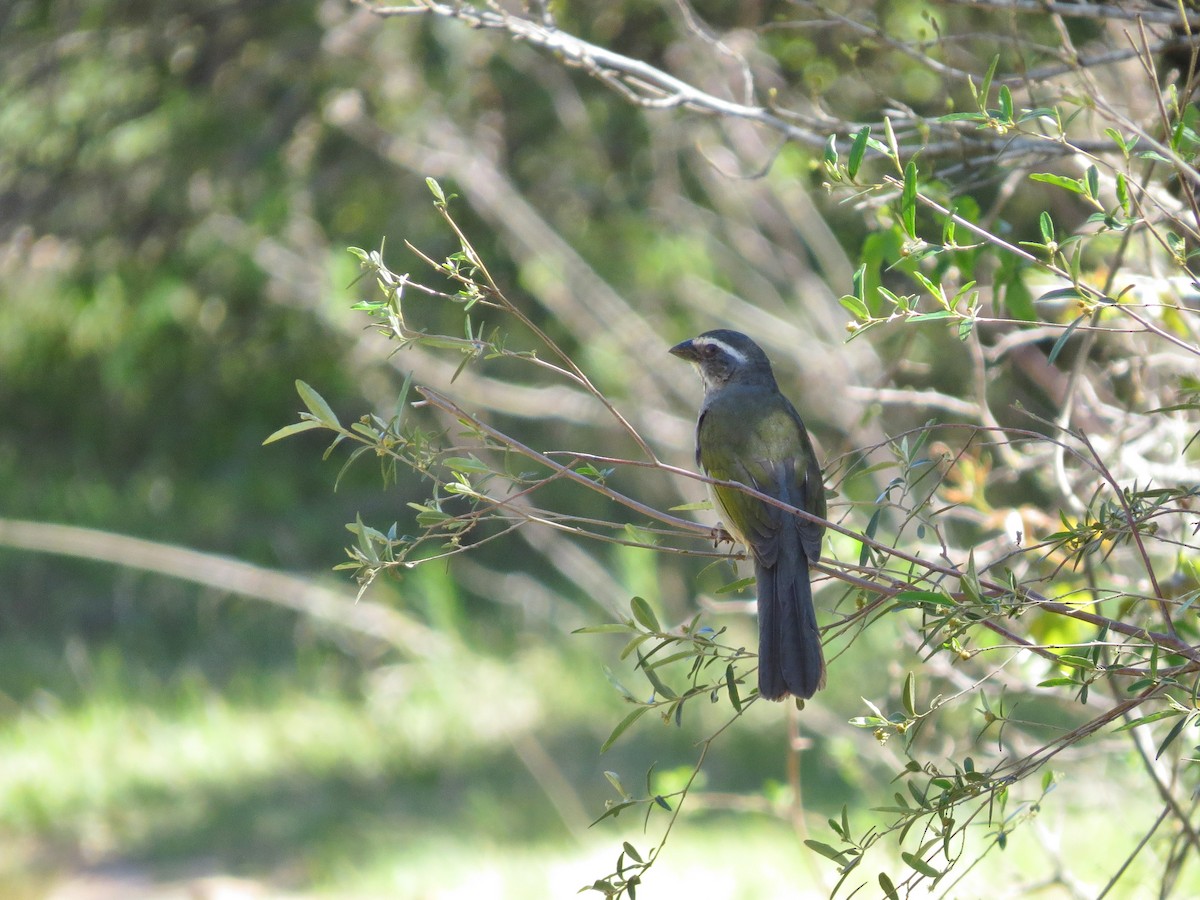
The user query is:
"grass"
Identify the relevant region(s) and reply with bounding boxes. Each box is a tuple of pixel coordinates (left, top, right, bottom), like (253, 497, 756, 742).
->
(1, 575, 1198, 899)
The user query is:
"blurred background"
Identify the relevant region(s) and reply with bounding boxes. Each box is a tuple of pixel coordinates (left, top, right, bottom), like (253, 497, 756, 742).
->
(2, 1, 1195, 897)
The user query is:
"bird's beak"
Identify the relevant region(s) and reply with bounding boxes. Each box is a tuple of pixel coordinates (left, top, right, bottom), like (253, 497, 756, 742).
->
(669, 338, 699, 361)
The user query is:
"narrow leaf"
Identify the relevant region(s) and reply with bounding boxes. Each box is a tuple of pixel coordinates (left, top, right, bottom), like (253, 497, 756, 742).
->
(1039, 210, 1055, 245)
(1115, 709, 1184, 731)
(262, 419, 325, 445)
(604, 770, 630, 799)
(1116, 172, 1130, 213)
(602, 707, 650, 753)
(1048, 313, 1087, 366)
(725, 664, 743, 713)
(295, 380, 340, 428)
(883, 116, 899, 163)
(902, 161, 918, 238)
(573, 622, 636, 635)
(902, 672, 917, 717)
(1029, 173, 1084, 195)
(804, 840, 851, 866)
(1156, 715, 1190, 759)
(902, 851, 941, 878)
(998, 84, 1013, 121)
(848, 125, 870, 180)
(980, 55, 999, 109)
(840, 294, 870, 319)
(630, 596, 661, 632)
(636, 650, 677, 700)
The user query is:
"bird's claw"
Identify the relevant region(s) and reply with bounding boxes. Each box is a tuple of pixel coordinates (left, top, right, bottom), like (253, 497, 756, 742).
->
(711, 524, 735, 548)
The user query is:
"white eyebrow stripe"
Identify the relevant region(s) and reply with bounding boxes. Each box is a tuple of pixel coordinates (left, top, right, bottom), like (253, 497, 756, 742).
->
(696, 337, 748, 365)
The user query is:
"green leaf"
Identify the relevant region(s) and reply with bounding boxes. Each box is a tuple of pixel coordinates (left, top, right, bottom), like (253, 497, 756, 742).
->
(901, 161, 918, 238)
(1156, 715, 1190, 759)
(601, 707, 650, 753)
(959, 551, 983, 605)
(823, 134, 839, 170)
(604, 666, 639, 703)
(636, 650, 677, 700)
(979, 55, 999, 109)
(848, 715, 887, 728)
(1038, 210, 1055, 245)
(725, 663, 743, 713)
(998, 84, 1013, 121)
(630, 596, 661, 632)
(590, 800, 636, 826)
(840, 294, 870, 319)
(262, 419, 325, 445)
(623, 523, 658, 546)
(936, 111, 988, 123)
(804, 840, 851, 866)
(902, 672, 917, 717)
(879, 872, 900, 900)
(426, 176, 446, 204)
(860, 508, 882, 566)
(848, 125, 870, 180)
(1037, 286, 1087, 304)
(1084, 165, 1100, 201)
(902, 851, 941, 878)
(1116, 709, 1184, 731)
(604, 770, 630, 799)
(1056, 654, 1096, 670)
(883, 116, 899, 163)
(1116, 172, 1130, 213)
(1048, 313, 1087, 366)
(295, 380, 340, 428)
(1037, 677, 1079, 687)
(715, 576, 757, 595)
(619, 632, 653, 661)
(851, 262, 867, 301)
(1016, 107, 1056, 123)
(1030, 172, 1084, 194)
(443, 455, 491, 474)
(573, 622, 636, 634)
(334, 444, 371, 492)
(893, 590, 954, 609)
(622, 841, 643, 864)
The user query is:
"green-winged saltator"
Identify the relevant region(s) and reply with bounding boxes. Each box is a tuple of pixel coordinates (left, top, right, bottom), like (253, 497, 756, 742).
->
(670, 330, 826, 700)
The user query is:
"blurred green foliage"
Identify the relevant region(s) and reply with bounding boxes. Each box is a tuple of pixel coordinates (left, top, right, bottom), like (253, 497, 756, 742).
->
(3, 0, 1199, 896)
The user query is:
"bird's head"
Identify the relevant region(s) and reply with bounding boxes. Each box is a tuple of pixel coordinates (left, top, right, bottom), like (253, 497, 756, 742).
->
(669, 329, 776, 391)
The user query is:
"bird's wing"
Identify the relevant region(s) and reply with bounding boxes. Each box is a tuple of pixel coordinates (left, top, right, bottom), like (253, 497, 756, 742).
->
(699, 399, 824, 566)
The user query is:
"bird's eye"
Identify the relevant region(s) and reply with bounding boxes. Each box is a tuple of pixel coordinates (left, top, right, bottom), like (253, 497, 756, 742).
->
(700, 343, 717, 357)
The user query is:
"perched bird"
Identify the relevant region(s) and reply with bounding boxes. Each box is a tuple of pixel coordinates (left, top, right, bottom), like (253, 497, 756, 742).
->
(670, 330, 826, 700)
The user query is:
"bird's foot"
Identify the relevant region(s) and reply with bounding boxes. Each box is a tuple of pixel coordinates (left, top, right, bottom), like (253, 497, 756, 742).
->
(711, 524, 735, 547)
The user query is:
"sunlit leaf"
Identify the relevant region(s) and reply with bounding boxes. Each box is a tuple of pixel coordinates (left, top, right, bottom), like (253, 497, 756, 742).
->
(295, 380, 340, 428)
(262, 419, 324, 445)
(601, 707, 650, 753)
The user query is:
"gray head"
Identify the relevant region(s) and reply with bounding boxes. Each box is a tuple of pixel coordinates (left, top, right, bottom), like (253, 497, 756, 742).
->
(668, 329, 778, 392)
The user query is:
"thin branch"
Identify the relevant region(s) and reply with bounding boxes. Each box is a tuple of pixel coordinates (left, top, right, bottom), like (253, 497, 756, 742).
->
(0, 518, 446, 657)
(938, 0, 1200, 28)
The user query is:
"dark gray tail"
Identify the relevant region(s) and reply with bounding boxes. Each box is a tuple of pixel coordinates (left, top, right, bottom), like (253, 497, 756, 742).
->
(756, 545, 825, 701)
